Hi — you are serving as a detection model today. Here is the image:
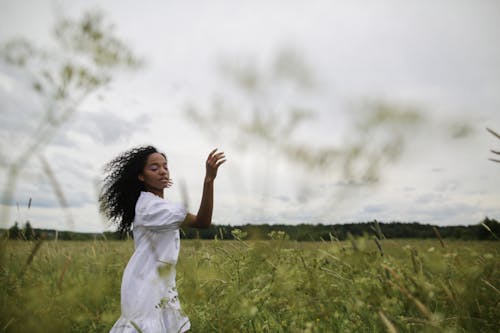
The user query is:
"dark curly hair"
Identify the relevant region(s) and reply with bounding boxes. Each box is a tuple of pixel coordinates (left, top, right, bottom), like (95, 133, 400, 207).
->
(99, 145, 166, 235)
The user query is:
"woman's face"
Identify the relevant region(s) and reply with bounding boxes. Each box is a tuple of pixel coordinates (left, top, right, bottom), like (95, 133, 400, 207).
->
(138, 153, 170, 194)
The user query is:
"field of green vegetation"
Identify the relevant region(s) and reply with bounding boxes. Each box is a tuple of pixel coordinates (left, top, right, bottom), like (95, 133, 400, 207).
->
(1, 236, 499, 332)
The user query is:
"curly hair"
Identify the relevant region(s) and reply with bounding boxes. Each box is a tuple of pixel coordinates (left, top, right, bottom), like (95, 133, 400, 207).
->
(99, 145, 166, 235)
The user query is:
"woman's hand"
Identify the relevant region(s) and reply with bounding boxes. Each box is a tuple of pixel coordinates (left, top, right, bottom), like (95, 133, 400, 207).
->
(205, 148, 226, 182)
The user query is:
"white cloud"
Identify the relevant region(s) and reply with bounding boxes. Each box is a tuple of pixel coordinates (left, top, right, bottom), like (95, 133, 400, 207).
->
(1, 0, 499, 231)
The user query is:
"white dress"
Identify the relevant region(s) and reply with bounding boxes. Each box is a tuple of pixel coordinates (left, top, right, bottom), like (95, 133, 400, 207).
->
(110, 191, 191, 333)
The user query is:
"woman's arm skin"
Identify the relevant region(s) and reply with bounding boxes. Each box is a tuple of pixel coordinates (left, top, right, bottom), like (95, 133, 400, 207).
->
(182, 149, 226, 229)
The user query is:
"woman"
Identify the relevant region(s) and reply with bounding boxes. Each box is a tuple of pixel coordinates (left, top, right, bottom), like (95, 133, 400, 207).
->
(99, 146, 226, 332)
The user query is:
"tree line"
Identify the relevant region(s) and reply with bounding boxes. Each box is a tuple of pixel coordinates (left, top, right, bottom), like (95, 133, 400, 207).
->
(3, 217, 498, 241)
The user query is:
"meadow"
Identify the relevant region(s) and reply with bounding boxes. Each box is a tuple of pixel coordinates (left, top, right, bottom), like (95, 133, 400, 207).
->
(0, 236, 498, 332)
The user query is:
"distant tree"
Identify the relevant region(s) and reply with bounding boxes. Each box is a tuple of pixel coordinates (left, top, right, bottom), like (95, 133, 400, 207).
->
(8, 222, 20, 239)
(478, 217, 499, 240)
(103, 231, 122, 240)
(23, 221, 34, 240)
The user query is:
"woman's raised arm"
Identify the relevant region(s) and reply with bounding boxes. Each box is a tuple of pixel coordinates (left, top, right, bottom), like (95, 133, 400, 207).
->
(182, 148, 226, 229)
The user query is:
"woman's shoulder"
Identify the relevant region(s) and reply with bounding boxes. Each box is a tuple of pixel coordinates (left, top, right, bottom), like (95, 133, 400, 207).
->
(138, 191, 157, 202)
(136, 191, 160, 212)
(134, 191, 187, 228)
(136, 191, 184, 214)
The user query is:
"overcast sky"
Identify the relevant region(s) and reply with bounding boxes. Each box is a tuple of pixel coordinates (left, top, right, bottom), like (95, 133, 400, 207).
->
(1, 0, 499, 232)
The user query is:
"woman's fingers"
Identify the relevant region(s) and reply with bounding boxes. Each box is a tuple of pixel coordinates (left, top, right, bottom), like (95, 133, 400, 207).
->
(207, 150, 225, 164)
(216, 158, 226, 167)
(212, 153, 226, 168)
(208, 148, 218, 159)
(206, 149, 226, 179)
(212, 152, 225, 162)
(208, 151, 224, 161)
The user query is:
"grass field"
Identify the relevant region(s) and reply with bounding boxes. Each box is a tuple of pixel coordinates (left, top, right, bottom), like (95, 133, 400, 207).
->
(0, 237, 499, 332)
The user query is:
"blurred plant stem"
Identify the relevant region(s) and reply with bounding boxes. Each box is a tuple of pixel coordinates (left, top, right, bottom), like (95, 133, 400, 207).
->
(185, 48, 424, 185)
(487, 128, 500, 163)
(0, 9, 141, 229)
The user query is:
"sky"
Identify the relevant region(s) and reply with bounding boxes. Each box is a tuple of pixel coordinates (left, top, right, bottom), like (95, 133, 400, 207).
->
(0, 0, 499, 232)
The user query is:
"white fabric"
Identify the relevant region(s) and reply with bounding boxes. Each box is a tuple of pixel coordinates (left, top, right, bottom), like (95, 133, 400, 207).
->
(110, 191, 190, 333)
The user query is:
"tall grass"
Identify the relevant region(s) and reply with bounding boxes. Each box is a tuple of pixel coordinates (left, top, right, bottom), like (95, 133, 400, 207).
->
(0, 237, 498, 332)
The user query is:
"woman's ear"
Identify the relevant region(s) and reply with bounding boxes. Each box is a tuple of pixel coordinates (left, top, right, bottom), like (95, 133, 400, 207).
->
(138, 174, 144, 182)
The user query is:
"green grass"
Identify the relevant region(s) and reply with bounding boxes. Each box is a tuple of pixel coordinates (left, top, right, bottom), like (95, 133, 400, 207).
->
(1, 238, 499, 332)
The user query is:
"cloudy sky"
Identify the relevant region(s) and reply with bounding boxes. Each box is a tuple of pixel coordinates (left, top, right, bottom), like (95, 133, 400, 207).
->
(1, 0, 499, 232)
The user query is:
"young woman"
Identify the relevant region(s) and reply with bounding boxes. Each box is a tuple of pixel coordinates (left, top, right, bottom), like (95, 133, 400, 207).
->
(99, 146, 226, 333)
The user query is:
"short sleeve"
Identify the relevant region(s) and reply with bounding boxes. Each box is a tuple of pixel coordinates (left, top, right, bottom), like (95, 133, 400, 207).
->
(135, 194, 187, 231)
